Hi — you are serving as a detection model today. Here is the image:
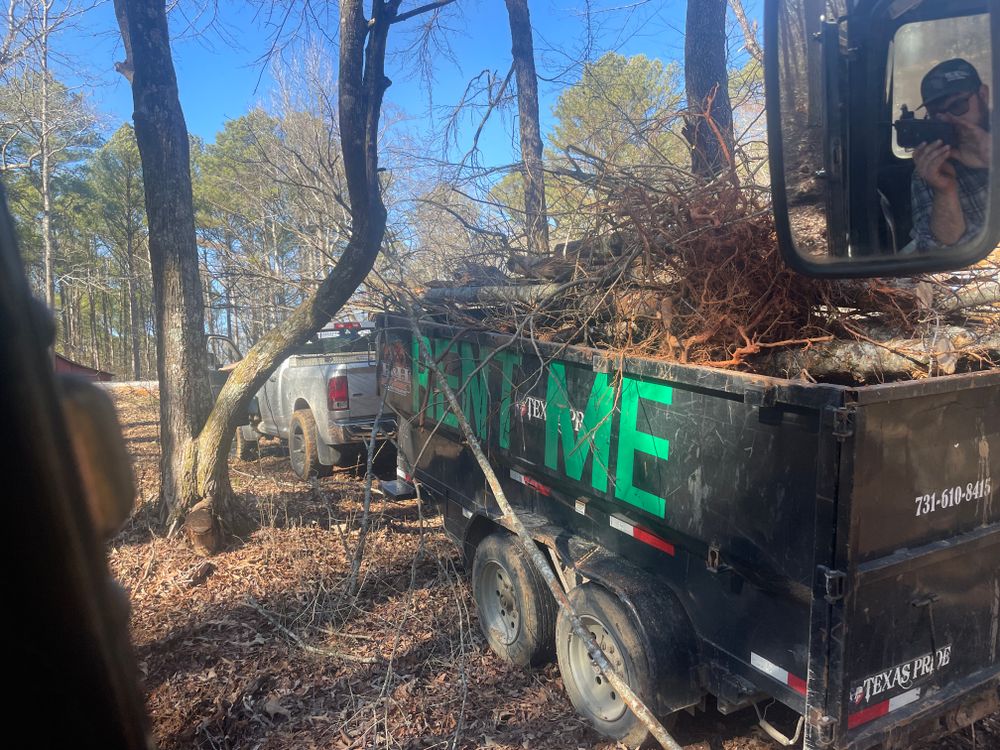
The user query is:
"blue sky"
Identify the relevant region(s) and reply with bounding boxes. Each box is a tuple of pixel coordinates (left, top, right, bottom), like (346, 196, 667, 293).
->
(59, 0, 759, 167)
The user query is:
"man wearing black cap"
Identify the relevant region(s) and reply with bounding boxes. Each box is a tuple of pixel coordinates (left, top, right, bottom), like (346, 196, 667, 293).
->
(911, 58, 990, 249)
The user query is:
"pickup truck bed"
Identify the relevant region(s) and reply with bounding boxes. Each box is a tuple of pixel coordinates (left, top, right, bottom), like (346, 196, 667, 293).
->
(242, 326, 395, 477)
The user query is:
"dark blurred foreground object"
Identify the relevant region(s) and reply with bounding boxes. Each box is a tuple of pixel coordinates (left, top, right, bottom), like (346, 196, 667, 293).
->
(0, 182, 151, 748)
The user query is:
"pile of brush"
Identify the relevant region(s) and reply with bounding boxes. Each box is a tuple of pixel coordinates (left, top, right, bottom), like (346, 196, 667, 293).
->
(416, 149, 999, 384)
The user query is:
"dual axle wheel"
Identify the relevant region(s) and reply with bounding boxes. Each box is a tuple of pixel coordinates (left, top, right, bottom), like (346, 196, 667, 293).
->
(471, 532, 660, 747)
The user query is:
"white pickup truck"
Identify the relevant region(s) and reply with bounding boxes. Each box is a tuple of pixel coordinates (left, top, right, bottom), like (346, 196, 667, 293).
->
(235, 321, 395, 478)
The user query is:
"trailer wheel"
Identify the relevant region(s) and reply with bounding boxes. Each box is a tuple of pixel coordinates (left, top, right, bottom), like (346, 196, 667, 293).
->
(231, 426, 259, 461)
(472, 532, 556, 667)
(556, 583, 658, 747)
(288, 410, 331, 479)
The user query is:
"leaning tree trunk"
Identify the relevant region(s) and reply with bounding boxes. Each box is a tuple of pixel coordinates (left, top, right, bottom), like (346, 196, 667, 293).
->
(185, 0, 401, 553)
(118, 0, 404, 554)
(504, 0, 549, 255)
(115, 0, 222, 536)
(684, 0, 735, 178)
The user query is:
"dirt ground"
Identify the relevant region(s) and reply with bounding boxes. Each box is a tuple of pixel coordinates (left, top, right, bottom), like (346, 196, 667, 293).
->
(107, 386, 997, 750)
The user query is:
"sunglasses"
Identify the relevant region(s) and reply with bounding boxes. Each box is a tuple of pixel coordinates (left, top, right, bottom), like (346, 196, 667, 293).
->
(928, 91, 976, 118)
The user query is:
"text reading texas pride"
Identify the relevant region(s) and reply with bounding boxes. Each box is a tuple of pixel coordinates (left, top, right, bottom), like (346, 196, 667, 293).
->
(406, 336, 673, 520)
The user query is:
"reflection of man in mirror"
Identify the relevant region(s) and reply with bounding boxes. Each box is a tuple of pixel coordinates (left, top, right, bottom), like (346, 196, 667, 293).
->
(911, 58, 990, 250)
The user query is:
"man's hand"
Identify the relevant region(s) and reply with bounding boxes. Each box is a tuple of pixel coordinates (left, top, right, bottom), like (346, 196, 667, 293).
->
(940, 113, 990, 168)
(913, 140, 958, 192)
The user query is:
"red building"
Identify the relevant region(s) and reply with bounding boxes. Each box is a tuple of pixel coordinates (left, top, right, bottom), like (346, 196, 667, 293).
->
(53, 353, 115, 382)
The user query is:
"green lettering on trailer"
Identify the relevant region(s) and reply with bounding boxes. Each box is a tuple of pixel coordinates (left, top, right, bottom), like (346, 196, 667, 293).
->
(460, 341, 489, 440)
(496, 350, 522, 449)
(410, 336, 458, 428)
(544, 362, 614, 492)
(411, 335, 430, 415)
(615, 376, 671, 518)
(432, 338, 460, 428)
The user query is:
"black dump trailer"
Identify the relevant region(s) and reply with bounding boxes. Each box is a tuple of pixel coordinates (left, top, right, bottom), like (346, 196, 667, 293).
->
(377, 314, 999, 750)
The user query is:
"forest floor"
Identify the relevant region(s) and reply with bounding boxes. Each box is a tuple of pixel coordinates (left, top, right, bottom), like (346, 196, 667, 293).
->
(108, 386, 998, 750)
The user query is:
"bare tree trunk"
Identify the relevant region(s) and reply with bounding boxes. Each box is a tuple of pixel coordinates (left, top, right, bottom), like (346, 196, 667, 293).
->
(684, 0, 734, 178)
(504, 0, 548, 255)
(126, 238, 141, 380)
(116, 0, 404, 554)
(729, 0, 762, 64)
(39, 0, 54, 309)
(89, 285, 99, 371)
(115, 0, 219, 532)
(119, 285, 128, 368)
(101, 289, 111, 374)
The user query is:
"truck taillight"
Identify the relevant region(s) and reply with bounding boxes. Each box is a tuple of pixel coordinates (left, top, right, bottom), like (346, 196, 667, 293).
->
(328, 376, 349, 411)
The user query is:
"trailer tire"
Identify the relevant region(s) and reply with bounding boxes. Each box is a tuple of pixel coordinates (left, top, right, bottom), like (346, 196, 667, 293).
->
(288, 409, 331, 479)
(231, 426, 259, 461)
(472, 532, 556, 667)
(556, 583, 658, 748)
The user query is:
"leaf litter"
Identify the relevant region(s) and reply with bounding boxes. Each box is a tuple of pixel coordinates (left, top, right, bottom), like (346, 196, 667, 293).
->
(107, 386, 997, 749)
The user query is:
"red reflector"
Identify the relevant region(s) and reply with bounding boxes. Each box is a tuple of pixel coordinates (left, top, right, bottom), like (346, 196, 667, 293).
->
(632, 526, 675, 556)
(787, 673, 807, 696)
(848, 701, 889, 729)
(328, 376, 349, 410)
(333, 321, 361, 330)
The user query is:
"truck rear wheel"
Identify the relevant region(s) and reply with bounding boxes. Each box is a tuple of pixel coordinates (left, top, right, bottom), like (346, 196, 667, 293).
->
(556, 583, 658, 747)
(288, 409, 331, 479)
(472, 532, 556, 667)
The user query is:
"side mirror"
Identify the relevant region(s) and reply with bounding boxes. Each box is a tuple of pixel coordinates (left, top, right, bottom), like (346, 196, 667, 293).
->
(766, 0, 999, 276)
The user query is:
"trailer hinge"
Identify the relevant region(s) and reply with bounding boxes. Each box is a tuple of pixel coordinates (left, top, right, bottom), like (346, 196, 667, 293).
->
(831, 407, 855, 439)
(820, 567, 847, 602)
(816, 715, 838, 746)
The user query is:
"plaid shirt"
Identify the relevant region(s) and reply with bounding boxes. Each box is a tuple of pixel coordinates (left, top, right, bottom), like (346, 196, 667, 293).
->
(911, 161, 989, 250)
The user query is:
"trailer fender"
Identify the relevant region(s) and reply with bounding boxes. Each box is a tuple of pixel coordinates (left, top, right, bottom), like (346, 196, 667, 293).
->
(554, 535, 703, 714)
(461, 512, 502, 564)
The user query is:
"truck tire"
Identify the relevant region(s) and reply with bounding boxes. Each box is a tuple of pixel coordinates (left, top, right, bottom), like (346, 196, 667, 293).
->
(288, 409, 331, 479)
(472, 532, 556, 667)
(556, 583, 658, 747)
(231, 426, 259, 461)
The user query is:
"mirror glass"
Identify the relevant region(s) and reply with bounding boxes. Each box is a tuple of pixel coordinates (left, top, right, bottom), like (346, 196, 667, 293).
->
(771, 0, 996, 273)
(776, 0, 839, 260)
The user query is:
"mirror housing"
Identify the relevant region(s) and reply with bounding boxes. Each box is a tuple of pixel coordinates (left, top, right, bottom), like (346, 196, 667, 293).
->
(766, 0, 1000, 277)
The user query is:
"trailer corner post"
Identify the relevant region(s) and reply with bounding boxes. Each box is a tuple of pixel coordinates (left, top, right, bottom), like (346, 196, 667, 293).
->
(405, 307, 685, 750)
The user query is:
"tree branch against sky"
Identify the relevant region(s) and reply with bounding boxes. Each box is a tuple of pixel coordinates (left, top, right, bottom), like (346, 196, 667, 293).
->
(0, 0, 769, 546)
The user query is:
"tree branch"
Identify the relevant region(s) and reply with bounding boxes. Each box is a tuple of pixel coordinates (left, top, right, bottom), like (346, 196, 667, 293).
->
(391, 0, 456, 26)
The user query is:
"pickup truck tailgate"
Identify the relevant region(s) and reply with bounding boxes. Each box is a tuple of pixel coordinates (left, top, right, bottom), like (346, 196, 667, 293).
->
(835, 377, 999, 743)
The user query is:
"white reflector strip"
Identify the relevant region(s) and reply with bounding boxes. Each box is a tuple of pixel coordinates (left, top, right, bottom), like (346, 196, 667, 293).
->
(848, 687, 921, 729)
(609, 515, 633, 536)
(750, 652, 789, 682)
(508, 469, 551, 496)
(750, 652, 806, 695)
(608, 514, 675, 555)
(888, 688, 920, 711)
